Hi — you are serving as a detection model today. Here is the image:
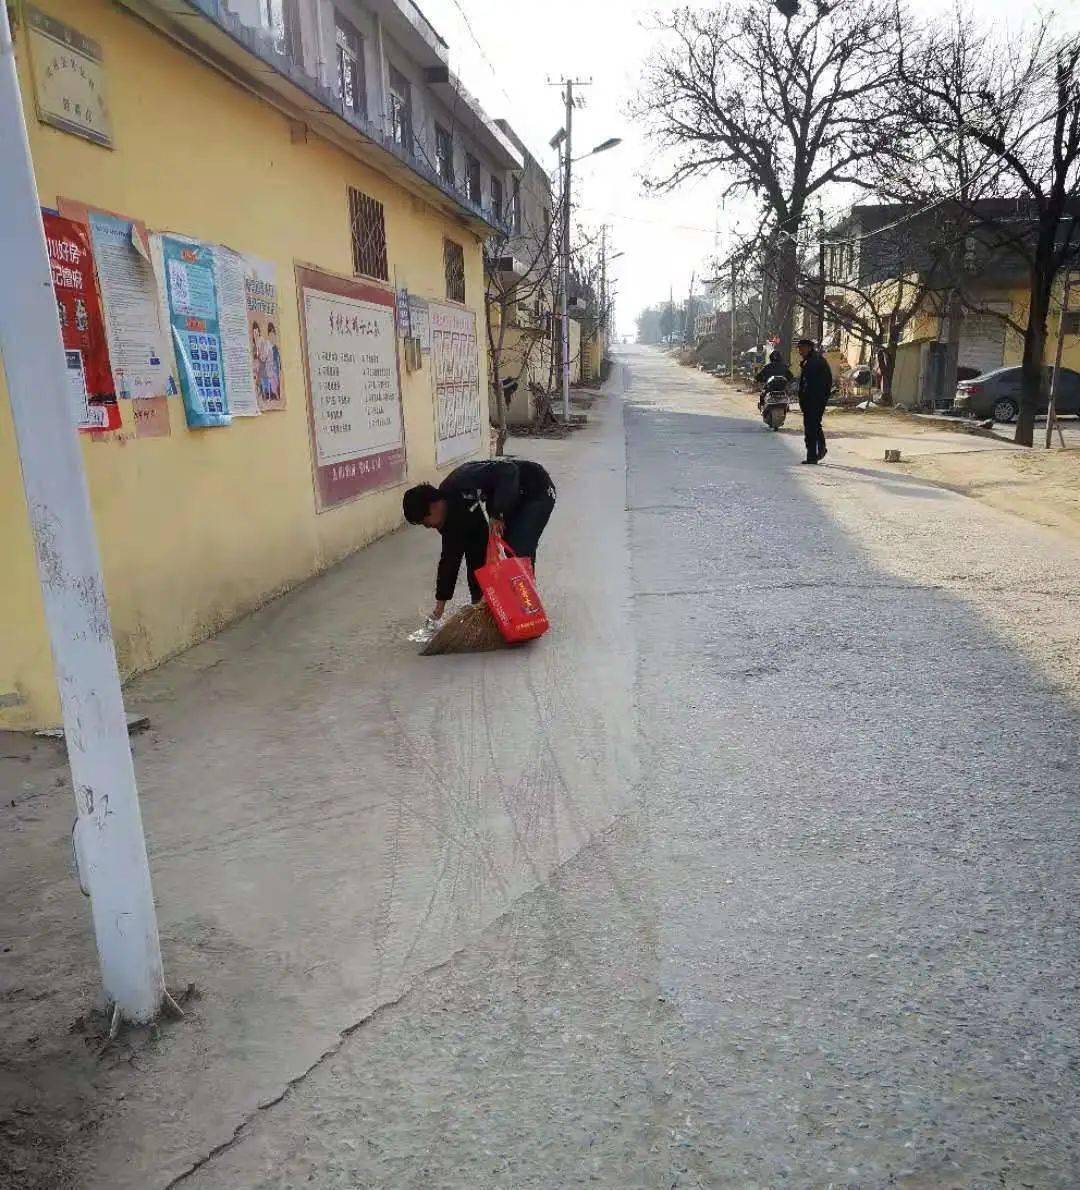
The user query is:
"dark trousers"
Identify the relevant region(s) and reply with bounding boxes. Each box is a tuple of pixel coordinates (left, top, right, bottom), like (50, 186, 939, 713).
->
(505, 490, 556, 574)
(800, 397, 827, 460)
(466, 491, 556, 601)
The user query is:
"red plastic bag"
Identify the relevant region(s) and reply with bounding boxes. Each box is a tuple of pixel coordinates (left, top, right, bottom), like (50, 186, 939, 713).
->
(474, 532, 549, 643)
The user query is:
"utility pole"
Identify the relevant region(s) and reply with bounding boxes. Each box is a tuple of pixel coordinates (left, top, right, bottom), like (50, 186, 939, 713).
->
(1046, 272, 1073, 449)
(548, 78, 589, 422)
(730, 257, 737, 373)
(600, 225, 607, 335)
(0, 4, 171, 1026)
(817, 209, 827, 345)
(685, 272, 696, 345)
(561, 80, 573, 421)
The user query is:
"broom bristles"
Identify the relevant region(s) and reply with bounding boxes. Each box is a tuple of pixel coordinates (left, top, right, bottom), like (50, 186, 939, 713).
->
(421, 602, 508, 655)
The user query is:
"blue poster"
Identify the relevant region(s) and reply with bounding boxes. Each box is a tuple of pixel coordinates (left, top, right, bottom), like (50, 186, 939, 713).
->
(161, 235, 231, 428)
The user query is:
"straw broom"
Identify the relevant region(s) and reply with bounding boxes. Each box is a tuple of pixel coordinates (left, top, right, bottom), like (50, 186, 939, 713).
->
(421, 601, 507, 655)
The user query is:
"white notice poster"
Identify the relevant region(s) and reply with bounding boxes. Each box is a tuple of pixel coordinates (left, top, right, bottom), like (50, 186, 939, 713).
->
(302, 289, 403, 467)
(430, 301, 482, 465)
(212, 246, 260, 416)
(87, 211, 174, 399)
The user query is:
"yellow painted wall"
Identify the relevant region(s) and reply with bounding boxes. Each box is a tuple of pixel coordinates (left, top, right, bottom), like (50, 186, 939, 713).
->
(0, 0, 489, 728)
(1004, 284, 1080, 371)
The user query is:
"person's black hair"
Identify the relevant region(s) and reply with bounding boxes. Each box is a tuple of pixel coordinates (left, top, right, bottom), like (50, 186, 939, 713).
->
(797, 338, 816, 350)
(403, 483, 440, 524)
(267, 321, 276, 335)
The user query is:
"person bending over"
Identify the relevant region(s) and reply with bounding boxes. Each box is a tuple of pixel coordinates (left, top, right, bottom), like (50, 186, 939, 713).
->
(403, 458, 556, 622)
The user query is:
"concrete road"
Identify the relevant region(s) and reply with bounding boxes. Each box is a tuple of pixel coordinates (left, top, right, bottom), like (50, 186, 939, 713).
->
(174, 347, 1079, 1189)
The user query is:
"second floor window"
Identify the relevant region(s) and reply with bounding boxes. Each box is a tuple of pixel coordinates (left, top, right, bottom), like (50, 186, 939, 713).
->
(491, 176, 504, 224)
(335, 14, 365, 118)
(389, 66, 413, 153)
(435, 125, 454, 184)
(261, 0, 301, 60)
(466, 155, 481, 205)
(512, 177, 522, 235)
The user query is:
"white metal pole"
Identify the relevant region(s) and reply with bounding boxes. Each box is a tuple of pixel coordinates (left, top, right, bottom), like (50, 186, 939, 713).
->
(1046, 273, 1072, 449)
(561, 82, 573, 423)
(0, 5, 166, 1023)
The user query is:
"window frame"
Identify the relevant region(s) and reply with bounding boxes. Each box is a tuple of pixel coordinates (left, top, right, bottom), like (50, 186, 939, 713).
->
(348, 185, 389, 282)
(444, 237, 466, 304)
(388, 64, 413, 154)
(465, 154, 481, 206)
(334, 11, 366, 118)
(435, 123, 455, 185)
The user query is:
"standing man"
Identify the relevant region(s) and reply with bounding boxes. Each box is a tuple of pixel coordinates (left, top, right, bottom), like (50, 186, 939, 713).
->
(797, 338, 833, 464)
(402, 458, 556, 622)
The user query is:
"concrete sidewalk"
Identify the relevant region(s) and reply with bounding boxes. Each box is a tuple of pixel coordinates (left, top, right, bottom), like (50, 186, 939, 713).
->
(0, 382, 636, 1189)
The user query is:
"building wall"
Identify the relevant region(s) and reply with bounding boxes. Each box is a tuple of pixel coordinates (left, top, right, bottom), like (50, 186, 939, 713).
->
(0, 0, 489, 728)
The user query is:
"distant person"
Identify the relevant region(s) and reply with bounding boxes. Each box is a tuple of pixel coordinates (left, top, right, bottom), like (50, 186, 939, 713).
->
(755, 350, 794, 409)
(403, 458, 556, 623)
(754, 350, 793, 386)
(797, 338, 833, 464)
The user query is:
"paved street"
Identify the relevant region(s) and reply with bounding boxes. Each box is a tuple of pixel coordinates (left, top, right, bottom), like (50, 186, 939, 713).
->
(185, 347, 1079, 1187)
(4, 346, 1079, 1188)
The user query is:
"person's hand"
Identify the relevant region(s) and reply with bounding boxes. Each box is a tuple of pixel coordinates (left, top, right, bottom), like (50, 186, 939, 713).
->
(489, 517, 505, 538)
(432, 600, 446, 621)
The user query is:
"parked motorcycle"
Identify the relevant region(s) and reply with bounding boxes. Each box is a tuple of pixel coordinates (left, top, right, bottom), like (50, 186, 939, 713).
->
(760, 374, 791, 430)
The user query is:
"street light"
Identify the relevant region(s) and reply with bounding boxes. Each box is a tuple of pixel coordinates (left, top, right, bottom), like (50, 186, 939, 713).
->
(572, 137, 622, 163)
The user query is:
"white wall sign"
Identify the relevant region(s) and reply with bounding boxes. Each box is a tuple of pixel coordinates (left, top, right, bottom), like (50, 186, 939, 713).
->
(430, 301, 482, 466)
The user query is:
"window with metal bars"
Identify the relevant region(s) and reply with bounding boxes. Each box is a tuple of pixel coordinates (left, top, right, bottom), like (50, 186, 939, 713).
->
(1064, 311, 1080, 336)
(491, 176, 504, 224)
(335, 12, 365, 118)
(444, 238, 466, 304)
(349, 187, 388, 281)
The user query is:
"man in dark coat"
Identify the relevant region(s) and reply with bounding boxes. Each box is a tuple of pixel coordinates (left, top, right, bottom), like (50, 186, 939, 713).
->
(403, 458, 556, 622)
(797, 338, 833, 464)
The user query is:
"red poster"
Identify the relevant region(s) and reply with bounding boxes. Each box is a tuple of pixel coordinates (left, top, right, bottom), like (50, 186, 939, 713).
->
(42, 210, 121, 432)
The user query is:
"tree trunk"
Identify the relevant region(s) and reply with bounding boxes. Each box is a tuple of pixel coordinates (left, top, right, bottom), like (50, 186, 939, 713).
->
(1016, 227, 1056, 447)
(878, 344, 896, 406)
(775, 232, 801, 359)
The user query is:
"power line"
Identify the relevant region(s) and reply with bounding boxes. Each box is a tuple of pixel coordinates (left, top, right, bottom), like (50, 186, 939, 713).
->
(442, 0, 514, 109)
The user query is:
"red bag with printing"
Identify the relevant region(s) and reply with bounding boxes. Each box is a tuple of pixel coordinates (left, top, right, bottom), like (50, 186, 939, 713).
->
(474, 532, 550, 643)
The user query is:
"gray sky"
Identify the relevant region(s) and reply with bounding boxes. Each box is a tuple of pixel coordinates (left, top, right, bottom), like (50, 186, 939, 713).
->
(420, 0, 1077, 336)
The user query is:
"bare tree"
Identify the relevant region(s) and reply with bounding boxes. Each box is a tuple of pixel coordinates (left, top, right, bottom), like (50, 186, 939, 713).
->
(635, 0, 899, 355)
(892, 12, 1080, 444)
(484, 189, 563, 453)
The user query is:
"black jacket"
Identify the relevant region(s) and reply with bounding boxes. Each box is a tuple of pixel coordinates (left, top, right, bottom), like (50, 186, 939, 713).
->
(755, 360, 794, 385)
(435, 459, 553, 602)
(798, 351, 833, 405)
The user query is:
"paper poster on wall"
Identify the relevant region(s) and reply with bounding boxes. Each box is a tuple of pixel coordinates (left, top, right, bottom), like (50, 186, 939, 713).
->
(83, 210, 174, 400)
(161, 236, 231, 429)
(296, 265, 405, 510)
(409, 296, 431, 353)
(42, 210, 121, 432)
(211, 246, 260, 417)
(245, 256, 285, 411)
(430, 301, 482, 466)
